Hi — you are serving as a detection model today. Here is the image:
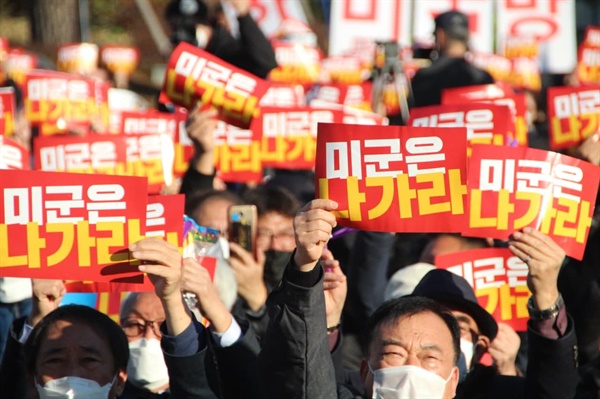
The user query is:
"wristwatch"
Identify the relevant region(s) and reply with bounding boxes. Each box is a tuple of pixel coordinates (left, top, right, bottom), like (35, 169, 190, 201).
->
(527, 293, 564, 321)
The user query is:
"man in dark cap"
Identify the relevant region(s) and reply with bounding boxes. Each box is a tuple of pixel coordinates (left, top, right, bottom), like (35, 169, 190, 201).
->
(165, 0, 277, 79)
(411, 10, 494, 107)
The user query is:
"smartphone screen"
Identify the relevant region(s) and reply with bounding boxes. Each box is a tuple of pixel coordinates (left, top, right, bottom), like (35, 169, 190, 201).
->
(229, 205, 257, 255)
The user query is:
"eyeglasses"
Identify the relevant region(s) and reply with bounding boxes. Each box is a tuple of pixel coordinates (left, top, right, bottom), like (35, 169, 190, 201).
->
(256, 229, 296, 250)
(121, 319, 164, 338)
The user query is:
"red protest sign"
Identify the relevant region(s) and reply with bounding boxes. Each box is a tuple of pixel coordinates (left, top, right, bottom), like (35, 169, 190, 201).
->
(24, 70, 108, 136)
(436, 248, 531, 332)
(3, 49, 38, 86)
(0, 170, 148, 281)
(316, 123, 468, 233)
(120, 110, 180, 140)
(577, 26, 600, 85)
(321, 56, 370, 85)
(408, 103, 512, 155)
(547, 85, 600, 150)
(442, 84, 528, 147)
(100, 45, 140, 75)
(259, 83, 306, 107)
(57, 43, 99, 74)
(0, 87, 15, 136)
(268, 40, 322, 85)
(160, 42, 270, 128)
(213, 121, 263, 183)
(466, 145, 599, 260)
(0, 136, 29, 170)
(311, 82, 373, 111)
(470, 51, 513, 84)
(504, 36, 542, 92)
(64, 194, 185, 292)
(34, 134, 175, 194)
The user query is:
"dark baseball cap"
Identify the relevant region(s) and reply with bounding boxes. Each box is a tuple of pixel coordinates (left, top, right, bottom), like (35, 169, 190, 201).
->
(434, 11, 470, 41)
(412, 269, 498, 341)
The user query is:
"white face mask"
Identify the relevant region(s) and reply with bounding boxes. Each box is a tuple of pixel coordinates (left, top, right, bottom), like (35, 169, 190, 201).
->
(35, 375, 115, 399)
(127, 338, 170, 392)
(460, 338, 476, 370)
(369, 363, 452, 399)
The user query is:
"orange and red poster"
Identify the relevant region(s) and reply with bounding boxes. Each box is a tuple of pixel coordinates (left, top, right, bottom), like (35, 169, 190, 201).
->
(161, 42, 270, 128)
(24, 70, 109, 136)
(0, 87, 15, 136)
(269, 40, 322, 85)
(34, 133, 175, 194)
(0, 136, 29, 170)
(57, 43, 99, 74)
(408, 103, 512, 154)
(466, 145, 599, 260)
(504, 36, 541, 92)
(316, 123, 468, 232)
(0, 170, 148, 281)
(547, 85, 600, 150)
(64, 194, 185, 292)
(100, 45, 140, 75)
(436, 248, 531, 332)
(577, 26, 600, 85)
(442, 84, 528, 147)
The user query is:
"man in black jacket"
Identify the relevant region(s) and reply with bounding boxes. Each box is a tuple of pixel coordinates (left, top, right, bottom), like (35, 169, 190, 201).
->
(411, 10, 494, 107)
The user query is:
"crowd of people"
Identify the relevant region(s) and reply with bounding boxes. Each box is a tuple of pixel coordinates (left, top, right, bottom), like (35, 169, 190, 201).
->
(0, 0, 599, 398)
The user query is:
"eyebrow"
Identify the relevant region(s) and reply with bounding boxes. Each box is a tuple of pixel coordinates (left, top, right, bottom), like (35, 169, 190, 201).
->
(381, 340, 444, 354)
(40, 345, 103, 358)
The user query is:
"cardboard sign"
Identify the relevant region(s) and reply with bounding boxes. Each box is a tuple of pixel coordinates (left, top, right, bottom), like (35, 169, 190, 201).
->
(161, 42, 270, 128)
(269, 41, 322, 85)
(547, 86, 600, 150)
(328, 0, 411, 56)
(57, 43, 99, 74)
(311, 83, 373, 111)
(0, 170, 148, 281)
(100, 45, 140, 75)
(436, 248, 531, 332)
(316, 123, 468, 232)
(442, 84, 528, 147)
(64, 194, 185, 292)
(24, 70, 109, 136)
(34, 134, 175, 194)
(3, 49, 38, 86)
(120, 110, 181, 140)
(412, 0, 494, 53)
(466, 145, 599, 260)
(0, 87, 15, 136)
(409, 103, 512, 154)
(496, 0, 576, 74)
(577, 26, 600, 85)
(0, 136, 29, 170)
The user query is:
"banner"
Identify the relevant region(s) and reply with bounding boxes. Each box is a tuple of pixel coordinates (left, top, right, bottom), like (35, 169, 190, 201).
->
(0, 87, 15, 136)
(64, 194, 185, 292)
(328, 0, 412, 56)
(412, 0, 494, 53)
(268, 40, 322, 85)
(442, 84, 528, 147)
(161, 42, 270, 128)
(0, 170, 148, 281)
(496, 0, 576, 74)
(57, 43, 99, 74)
(408, 103, 512, 154)
(547, 85, 600, 150)
(24, 70, 109, 136)
(577, 26, 600, 85)
(316, 123, 468, 232)
(436, 248, 531, 331)
(34, 134, 175, 194)
(466, 145, 599, 260)
(100, 45, 140, 75)
(0, 136, 29, 170)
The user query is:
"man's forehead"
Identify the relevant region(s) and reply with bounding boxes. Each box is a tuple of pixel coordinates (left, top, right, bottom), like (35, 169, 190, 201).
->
(374, 312, 453, 346)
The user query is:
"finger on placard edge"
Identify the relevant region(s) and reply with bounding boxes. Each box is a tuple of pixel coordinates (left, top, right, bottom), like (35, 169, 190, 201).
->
(138, 264, 175, 277)
(301, 199, 339, 212)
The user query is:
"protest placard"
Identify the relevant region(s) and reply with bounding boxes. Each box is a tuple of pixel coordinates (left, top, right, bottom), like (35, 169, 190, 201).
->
(34, 133, 175, 194)
(316, 123, 468, 232)
(466, 145, 599, 260)
(577, 26, 600, 85)
(268, 40, 322, 85)
(547, 85, 600, 150)
(0, 135, 29, 170)
(57, 43, 99, 75)
(0, 87, 15, 136)
(161, 42, 270, 128)
(0, 170, 148, 281)
(100, 45, 140, 75)
(436, 248, 531, 331)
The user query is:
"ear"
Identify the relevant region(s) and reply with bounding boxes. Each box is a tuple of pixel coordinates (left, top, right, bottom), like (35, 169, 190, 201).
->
(113, 369, 128, 396)
(474, 335, 491, 362)
(446, 366, 460, 398)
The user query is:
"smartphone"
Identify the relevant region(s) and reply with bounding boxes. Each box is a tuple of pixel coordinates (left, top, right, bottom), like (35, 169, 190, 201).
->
(228, 205, 257, 257)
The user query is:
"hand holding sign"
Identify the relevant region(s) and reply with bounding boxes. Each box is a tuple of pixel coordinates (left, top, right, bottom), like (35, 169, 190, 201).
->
(293, 199, 338, 272)
(508, 228, 564, 311)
